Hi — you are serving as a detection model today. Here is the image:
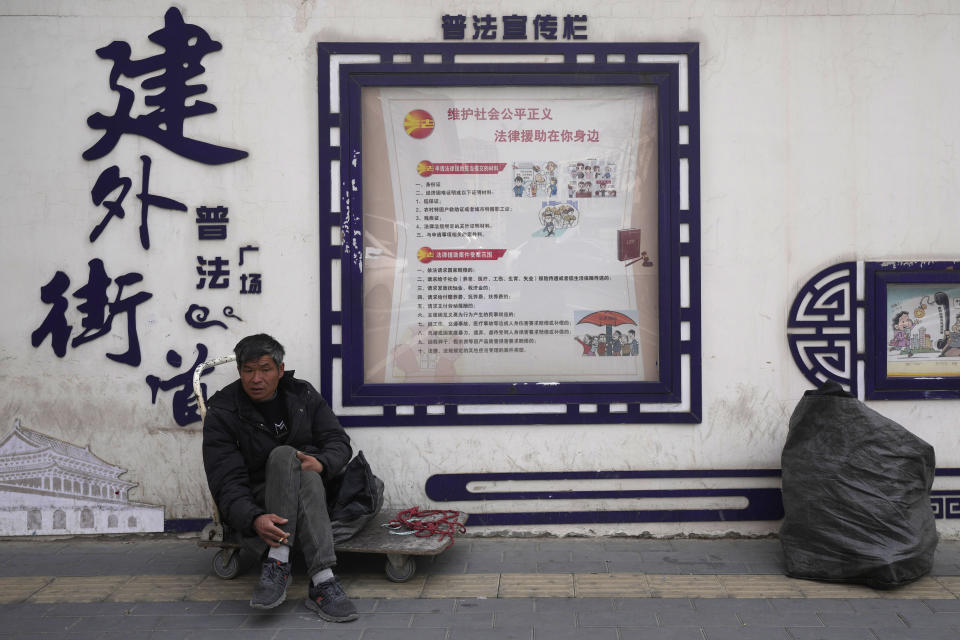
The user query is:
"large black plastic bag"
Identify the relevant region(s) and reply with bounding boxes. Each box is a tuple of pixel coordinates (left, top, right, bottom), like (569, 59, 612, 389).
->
(325, 450, 385, 543)
(780, 381, 937, 588)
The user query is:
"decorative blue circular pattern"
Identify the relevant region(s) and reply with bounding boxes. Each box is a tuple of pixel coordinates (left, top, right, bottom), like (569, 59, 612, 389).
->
(787, 262, 859, 395)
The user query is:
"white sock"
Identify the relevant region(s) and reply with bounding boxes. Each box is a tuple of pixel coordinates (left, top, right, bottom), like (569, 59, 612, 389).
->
(268, 545, 290, 563)
(312, 568, 334, 585)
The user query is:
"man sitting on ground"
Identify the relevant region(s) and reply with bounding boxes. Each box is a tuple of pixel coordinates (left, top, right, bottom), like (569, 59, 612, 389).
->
(202, 333, 358, 622)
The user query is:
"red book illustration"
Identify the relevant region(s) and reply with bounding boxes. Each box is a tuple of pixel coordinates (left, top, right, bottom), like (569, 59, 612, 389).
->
(617, 228, 642, 262)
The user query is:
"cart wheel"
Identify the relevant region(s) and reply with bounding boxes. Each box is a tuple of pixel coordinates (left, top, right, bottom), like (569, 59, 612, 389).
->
(212, 548, 240, 580)
(384, 555, 416, 583)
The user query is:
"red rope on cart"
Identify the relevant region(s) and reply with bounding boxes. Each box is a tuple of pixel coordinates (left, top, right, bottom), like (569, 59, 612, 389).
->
(389, 507, 466, 544)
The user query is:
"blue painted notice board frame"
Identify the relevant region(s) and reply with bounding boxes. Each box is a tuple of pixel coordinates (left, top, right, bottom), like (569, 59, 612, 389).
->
(318, 42, 701, 426)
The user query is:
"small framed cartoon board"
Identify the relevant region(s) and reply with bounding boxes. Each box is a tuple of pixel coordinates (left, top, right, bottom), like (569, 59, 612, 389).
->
(866, 261, 960, 399)
(788, 260, 960, 400)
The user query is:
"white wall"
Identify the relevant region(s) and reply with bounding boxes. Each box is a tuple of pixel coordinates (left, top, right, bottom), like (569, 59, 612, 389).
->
(1, 0, 958, 537)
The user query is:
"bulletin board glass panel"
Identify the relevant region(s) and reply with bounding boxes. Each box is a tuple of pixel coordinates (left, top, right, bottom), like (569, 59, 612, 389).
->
(318, 43, 701, 426)
(361, 85, 660, 385)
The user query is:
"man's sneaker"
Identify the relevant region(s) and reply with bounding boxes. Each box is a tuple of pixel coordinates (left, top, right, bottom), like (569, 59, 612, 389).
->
(305, 578, 359, 622)
(250, 559, 291, 609)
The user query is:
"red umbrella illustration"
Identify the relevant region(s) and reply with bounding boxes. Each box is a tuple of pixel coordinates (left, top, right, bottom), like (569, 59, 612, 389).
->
(577, 310, 636, 327)
(576, 311, 637, 356)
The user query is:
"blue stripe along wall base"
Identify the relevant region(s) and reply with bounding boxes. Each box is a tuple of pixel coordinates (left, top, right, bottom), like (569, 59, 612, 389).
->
(166, 468, 960, 531)
(424, 468, 960, 528)
(425, 469, 784, 527)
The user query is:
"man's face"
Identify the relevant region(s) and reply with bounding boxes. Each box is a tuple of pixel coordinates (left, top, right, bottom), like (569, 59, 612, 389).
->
(239, 355, 284, 402)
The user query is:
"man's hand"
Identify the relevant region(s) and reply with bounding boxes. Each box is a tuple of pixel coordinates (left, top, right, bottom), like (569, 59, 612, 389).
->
(253, 513, 290, 547)
(296, 450, 324, 474)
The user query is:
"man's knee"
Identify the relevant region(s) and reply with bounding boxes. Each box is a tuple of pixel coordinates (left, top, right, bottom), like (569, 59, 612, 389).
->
(299, 467, 329, 505)
(266, 445, 299, 472)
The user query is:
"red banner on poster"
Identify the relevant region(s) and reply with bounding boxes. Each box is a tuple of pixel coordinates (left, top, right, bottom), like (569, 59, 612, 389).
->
(417, 160, 507, 177)
(417, 247, 507, 263)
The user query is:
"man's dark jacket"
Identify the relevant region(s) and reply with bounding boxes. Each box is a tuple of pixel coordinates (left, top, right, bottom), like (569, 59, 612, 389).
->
(201, 371, 352, 535)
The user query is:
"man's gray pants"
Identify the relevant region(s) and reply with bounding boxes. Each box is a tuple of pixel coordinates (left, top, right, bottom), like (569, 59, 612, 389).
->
(251, 445, 337, 576)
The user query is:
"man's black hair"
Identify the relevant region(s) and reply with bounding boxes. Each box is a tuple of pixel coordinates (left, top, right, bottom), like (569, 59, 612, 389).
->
(234, 333, 285, 368)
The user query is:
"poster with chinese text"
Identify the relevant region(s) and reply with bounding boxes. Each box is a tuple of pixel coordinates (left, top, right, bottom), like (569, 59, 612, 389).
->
(360, 86, 660, 385)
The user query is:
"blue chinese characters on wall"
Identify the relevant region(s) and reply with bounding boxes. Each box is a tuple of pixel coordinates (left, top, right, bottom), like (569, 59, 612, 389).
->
(90, 155, 188, 249)
(146, 344, 212, 427)
(32, 259, 153, 367)
(30, 6, 256, 427)
(442, 14, 588, 41)
(83, 7, 248, 166)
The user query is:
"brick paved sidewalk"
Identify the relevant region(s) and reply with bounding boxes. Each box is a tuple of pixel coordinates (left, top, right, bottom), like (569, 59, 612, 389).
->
(2, 536, 960, 639)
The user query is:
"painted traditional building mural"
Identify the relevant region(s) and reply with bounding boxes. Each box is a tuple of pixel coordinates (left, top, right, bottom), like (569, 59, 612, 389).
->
(0, 421, 163, 535)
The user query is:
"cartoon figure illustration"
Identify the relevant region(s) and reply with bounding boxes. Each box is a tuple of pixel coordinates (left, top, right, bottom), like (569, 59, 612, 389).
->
(628, 329, 639, 356)
(513, 175, 524, 197)
(596, 334, 607, 356)
(940, 317, 960, 357)
(574, 334, 595, 355)
(535, 202, 579, 238)
(620, 332, 631, 355)
(590, 335, 601, 355)
(549, 176, 558, 197)
(532, 170, 545, 197)
(609, 330, 622, 356)
(557, 204, 578, 228)
(542, 209, 556, 237)
(889, 311, 914, 357)
(545, 160, 557, 178)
